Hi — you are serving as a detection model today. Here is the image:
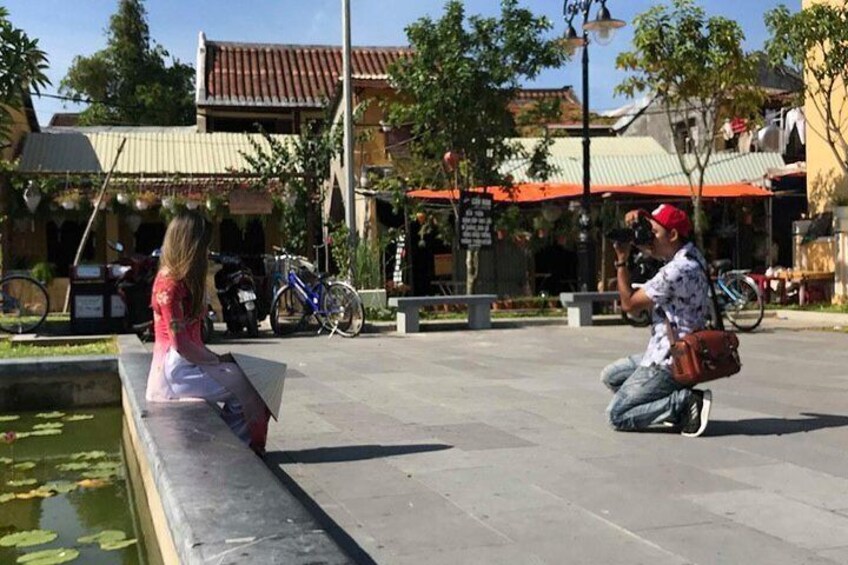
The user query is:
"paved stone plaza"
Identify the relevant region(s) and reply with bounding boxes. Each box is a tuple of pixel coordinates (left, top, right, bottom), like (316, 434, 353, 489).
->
(227, 324, 848, 564)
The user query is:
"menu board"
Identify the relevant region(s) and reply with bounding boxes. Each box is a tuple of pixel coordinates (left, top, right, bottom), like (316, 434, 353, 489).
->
(459, 192, 493, 249)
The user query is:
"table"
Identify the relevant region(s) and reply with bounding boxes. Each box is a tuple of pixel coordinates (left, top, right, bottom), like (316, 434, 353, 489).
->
(749, 271, 834, 306)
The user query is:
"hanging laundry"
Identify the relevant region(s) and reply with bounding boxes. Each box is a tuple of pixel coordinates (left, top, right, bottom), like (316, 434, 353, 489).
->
(731, 117, 748, 134)
(784, 107, 806, 146)
(721, 119, 735, 141)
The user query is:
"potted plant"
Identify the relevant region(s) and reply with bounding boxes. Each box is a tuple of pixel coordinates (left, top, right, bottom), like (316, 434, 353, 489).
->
(30, 262, 55, 287)
(55, 190, 81, 211)
(134, 191, 158, 211)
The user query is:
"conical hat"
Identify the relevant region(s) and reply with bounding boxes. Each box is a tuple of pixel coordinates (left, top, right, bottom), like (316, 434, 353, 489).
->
(231, 353, 287, 420)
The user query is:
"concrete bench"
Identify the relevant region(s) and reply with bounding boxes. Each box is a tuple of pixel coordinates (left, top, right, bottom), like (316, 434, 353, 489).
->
(388, 294, 497, 334)
(559, 291, 619, 328)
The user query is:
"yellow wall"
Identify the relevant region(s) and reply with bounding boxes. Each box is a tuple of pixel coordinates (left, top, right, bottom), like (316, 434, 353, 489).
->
(804, 0, 848, 213)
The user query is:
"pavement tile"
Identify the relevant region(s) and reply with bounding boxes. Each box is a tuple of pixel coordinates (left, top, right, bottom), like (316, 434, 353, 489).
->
(714, 463, 848, 510)
(685, 490, 848, 550)
(338, 491, 510, 556)
(420, 422, 536, 451)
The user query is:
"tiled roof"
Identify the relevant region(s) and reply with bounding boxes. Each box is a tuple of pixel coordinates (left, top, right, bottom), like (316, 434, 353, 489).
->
(513, 88, 579, 105)
(198, 37, 411, 108)
(18, 131, 296, 175)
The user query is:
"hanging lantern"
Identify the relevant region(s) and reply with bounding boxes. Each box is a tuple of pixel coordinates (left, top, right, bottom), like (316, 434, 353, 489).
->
(23, 181, 42, 214)
(116, 192, 130, 205)
(185, 200, 200, 210)
(162, 196, 176, 211)
(125, 214, 142, 233)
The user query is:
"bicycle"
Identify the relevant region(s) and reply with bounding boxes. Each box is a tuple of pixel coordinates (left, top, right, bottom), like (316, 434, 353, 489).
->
(0, 274, 50, 334)
(711, 260, 764, 332)
(267, 247, 365, 338)
(622, 256, 764, 332)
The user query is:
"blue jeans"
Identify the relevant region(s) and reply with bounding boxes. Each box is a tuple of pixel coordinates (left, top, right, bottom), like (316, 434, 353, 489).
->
(601, 355, 692, 431)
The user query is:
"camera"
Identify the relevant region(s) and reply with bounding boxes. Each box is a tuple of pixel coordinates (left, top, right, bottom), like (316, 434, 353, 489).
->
(605, 215, 655, 246)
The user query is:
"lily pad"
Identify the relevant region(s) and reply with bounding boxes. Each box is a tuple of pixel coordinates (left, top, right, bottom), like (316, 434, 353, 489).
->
(0, 415, 20, 422)
(91, 461, 122, 470)
(29, 429, 63, 437)
(0, 529, 58, 548)
(32, 423, 63, 430)
(13, 461, 36, 470)
(7, 479, 37, 487)
(0, 457, 12, 465)
(77, 530, 127, 545)
(41, 481, 78, 494)
(62, 415, 94, 422)
(69, 450, 106, 461)
(0, 493, 17, 503)
(13, 432, 31, 439)
(55, 462, 91, 472)
(76, 478, 109, 489)
(16, 488, 54, 500)
(100, 539, 137, 551)
(16, 548, 79, 564)
(34, 412, 65, 420)
(81, 469, 120, 480)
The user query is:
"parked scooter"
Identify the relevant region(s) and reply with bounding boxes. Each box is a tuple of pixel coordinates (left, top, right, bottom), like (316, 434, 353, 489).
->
(108, 241, 214, 342)
(210, 252, 260, 337)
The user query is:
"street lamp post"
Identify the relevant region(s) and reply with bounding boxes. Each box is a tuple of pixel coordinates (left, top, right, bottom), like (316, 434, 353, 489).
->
(562, 0, 625, 292)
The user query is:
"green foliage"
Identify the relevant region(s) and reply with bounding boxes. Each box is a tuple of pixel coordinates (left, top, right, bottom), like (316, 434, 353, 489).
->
(615, 0, 761, 240)
(329, 222, 352, 278)
(241, 115, 342, 255)
(765, 3, 848, 179)
(387, 0, 567, 189)
(30, 262, 54, 286)
(59, 0, 193, 126)
(0, 7, 49, 144)
(353, 239, 382, 289)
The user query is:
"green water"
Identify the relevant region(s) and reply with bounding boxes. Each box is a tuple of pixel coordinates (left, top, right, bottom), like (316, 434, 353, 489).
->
(0, 407, 149, 564)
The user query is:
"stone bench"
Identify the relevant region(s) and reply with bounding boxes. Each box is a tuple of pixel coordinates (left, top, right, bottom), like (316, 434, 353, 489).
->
(388, 294, 497, 334)
(559, 291, 620, 328)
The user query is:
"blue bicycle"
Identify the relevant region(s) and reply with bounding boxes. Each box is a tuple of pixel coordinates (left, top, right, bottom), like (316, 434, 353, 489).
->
(267, 247, 365, 337)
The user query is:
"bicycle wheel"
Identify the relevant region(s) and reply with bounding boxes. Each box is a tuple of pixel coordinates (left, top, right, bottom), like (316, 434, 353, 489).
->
(270, 285, 310, 335)
(722, 274, 764, 332)
(320, 282, 365, 337)
(0, 275, 50, 334)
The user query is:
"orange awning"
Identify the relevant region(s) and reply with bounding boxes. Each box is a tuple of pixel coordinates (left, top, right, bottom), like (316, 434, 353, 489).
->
(408, 182, 772, 203)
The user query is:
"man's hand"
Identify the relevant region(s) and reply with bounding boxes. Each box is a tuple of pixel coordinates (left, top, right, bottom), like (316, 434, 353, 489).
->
(624, 209, 644, 225)
(613, 241, 632, 265)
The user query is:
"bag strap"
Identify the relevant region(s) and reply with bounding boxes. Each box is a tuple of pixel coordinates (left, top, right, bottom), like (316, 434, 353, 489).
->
(685, 251, 725, 332)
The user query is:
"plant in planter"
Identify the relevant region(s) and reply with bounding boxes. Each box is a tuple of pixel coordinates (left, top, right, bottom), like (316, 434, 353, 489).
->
(54, 190, 82, 211)
(495, 205, 522, 242)
(532, 215, 553, 239)
(134, 191, 158, 211)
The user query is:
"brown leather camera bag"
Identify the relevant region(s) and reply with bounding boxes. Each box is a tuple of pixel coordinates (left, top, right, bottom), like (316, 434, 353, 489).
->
(663, 258, 742, 387)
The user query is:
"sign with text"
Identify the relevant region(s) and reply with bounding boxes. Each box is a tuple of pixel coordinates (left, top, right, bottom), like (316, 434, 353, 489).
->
(459, 192, 493, 249)
(228, 190, 273, 215)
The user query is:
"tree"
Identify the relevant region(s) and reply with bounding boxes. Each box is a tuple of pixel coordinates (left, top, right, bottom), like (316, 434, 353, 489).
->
(60, 0, 193, 126)
(0, 7, 49, 146)
(616, 0, 761, 246)
(765, 3, 848, 203)
(241, 116, 343, 260)
(387, 0, 567, 293)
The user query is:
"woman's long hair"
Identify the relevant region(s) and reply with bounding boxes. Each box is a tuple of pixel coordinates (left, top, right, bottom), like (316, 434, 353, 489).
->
(159, 212, 212, 318)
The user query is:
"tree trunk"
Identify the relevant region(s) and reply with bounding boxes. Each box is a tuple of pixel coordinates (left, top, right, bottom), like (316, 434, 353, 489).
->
(523, 248, 534, 296)
(466, 248, 479, 294)
(692, 195, 705, 250)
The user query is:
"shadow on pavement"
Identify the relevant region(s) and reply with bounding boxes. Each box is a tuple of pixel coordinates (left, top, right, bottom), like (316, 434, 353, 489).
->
(705, 412, 848, 437)
(268, 443, 452, 464)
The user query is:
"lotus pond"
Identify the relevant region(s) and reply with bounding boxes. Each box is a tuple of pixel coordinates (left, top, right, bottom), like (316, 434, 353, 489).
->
(0, 407, 151, 564)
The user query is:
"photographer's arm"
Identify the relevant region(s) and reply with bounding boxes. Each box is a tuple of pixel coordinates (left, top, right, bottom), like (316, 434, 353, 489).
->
(614, 242, 654, 314)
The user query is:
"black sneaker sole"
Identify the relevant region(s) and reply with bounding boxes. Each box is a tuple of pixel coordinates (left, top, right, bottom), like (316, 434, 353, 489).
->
(682, 390, 712, 438)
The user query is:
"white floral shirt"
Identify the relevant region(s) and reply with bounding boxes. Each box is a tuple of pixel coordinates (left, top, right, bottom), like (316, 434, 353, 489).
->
(641, 243, 711, 367)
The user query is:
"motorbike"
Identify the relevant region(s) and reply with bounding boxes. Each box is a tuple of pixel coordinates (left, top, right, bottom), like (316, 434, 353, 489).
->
(211, 252, 261, 337)
(108, 241, 214, 342)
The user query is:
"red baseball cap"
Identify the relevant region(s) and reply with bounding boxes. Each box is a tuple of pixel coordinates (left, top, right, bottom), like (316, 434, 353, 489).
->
(641, 204, 692, 238)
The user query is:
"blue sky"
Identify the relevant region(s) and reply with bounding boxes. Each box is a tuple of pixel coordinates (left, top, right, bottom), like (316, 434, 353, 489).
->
(5, 0, 799, 125)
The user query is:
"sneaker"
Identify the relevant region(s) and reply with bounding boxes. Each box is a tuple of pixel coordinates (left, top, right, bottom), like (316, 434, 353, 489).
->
(681, 389, 712, 438)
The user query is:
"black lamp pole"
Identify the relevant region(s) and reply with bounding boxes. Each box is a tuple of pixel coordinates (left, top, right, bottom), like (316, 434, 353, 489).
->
(563, 0, 625, 292)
